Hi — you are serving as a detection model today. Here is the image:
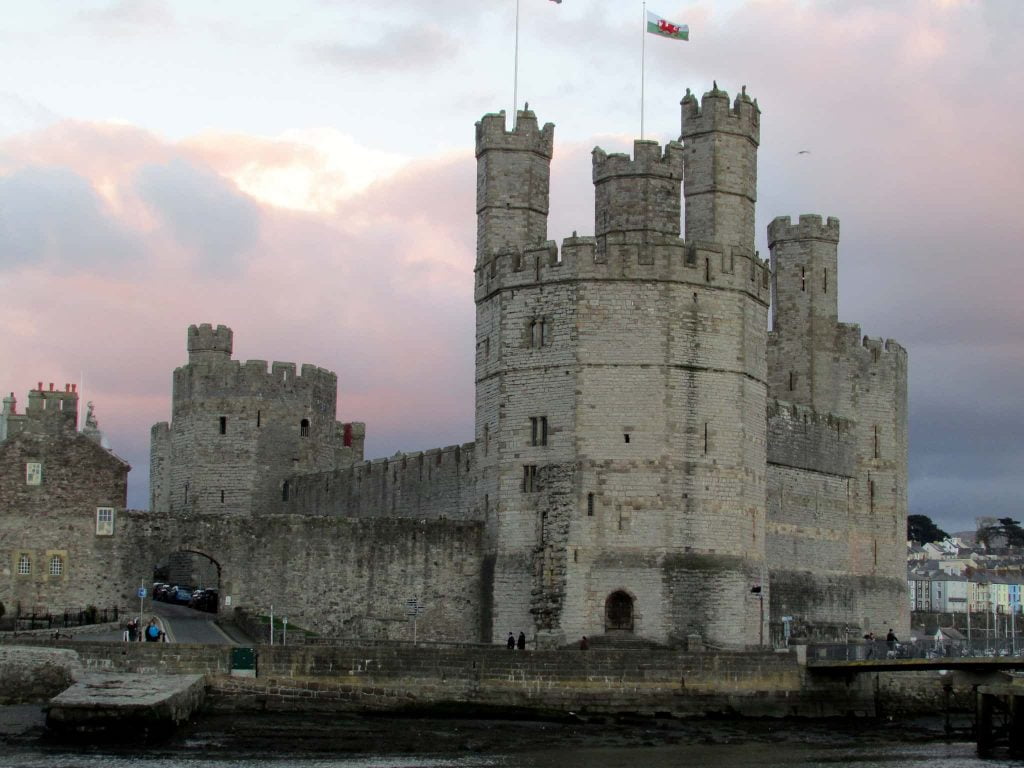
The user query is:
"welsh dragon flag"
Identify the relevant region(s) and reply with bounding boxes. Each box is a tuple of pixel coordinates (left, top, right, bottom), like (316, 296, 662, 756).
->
(646, 10, 688, 40)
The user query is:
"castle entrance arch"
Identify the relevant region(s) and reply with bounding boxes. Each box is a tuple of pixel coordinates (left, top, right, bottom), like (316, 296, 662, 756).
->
(152, 549, 221, 613)
(605, 591, 634, 632)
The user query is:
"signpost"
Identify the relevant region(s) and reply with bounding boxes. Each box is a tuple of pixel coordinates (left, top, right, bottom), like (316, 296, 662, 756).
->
(137, 584, 147, 623)
(406, 597, 424, 644)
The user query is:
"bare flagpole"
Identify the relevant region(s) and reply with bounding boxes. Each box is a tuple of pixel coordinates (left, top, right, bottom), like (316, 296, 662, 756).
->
(641, 1, 646, 139)
(513, 0, 521, 127)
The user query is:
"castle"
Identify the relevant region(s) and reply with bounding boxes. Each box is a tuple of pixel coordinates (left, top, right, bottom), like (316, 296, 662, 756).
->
(145, 84, 907, 648)
(1, 85, 907, 648)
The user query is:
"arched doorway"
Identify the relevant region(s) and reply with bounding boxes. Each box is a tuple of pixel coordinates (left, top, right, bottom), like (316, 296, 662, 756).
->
(605, 591, 634, 632)
(152, 550, 221, 613)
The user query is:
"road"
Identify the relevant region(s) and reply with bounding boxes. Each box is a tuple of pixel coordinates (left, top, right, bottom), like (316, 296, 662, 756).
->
(70, 600, 241, 645)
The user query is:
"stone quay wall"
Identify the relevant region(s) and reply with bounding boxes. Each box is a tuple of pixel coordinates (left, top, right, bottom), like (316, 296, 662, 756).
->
(0, 639, 880, 718)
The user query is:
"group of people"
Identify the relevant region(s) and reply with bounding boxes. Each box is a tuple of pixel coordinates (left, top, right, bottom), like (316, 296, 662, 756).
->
(506, 631, 527, 650)
(862, 628, 899, 658)
(123, 617, 166, 642)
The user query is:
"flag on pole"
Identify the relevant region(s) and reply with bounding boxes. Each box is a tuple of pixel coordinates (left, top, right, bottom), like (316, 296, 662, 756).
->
(646, 10, 688, 40)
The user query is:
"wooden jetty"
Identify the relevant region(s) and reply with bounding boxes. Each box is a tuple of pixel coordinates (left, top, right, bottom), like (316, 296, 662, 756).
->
(976, 677, 1024, 758)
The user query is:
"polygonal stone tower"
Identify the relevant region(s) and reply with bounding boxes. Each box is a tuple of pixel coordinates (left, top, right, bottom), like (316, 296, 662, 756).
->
(150, 324, 365, 516)
(475, 88, 772, 649)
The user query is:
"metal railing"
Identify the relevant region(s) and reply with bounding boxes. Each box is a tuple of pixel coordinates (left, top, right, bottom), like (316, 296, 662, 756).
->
(808, 639, 1024, 662)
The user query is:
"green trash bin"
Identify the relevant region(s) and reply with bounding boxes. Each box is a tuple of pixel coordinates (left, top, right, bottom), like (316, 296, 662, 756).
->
(231, 647, 256, 678)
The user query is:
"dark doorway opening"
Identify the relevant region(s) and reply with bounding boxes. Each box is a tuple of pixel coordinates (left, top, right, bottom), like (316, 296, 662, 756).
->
(605, 590, 634, 632)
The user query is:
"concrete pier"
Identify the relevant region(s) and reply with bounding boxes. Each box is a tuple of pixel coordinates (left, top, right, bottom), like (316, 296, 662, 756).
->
(46, 672, 205, 740)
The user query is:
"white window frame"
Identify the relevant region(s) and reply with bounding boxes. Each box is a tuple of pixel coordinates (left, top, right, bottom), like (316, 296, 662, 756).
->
(17, 553, 31, 575)
(49, 554, 63, 577)
(26, 462, 42, 485)
(96, 507, 115, 536)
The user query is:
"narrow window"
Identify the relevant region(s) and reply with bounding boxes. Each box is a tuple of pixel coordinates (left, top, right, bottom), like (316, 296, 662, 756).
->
(17, 554, 30, 575)
(531, 417, 548, 446)
(705, 258, 710, 282)
(587, 492, 595, 517)
(823, 267, 828, 293)
(873, 539, 878, 566)
(801, 266, 806, 292)
(484, 336, 490, 358)
(624, 433, 630, 444)
(484, 423, 490, 456)
(49, 555, 63, 577)
(219, 416, 227, 434)
(574, 549, 578, 563)
(96, 507, 114, 536)
(522, 465, 538, 493)
(282, 481, 290, 502)
(257, 410, 262, 428)
(703, 423, 709, 455)
(484, 494, 489, 515)
(220, 490, 225, 504)
(300, 418, 310, 437)
(789, 371, 795, 391)
(869, 479, 875, 513)
(873, 425, 879, 459)
(184, 483, 189, 505)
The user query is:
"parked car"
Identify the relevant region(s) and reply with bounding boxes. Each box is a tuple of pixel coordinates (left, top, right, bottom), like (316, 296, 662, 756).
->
(170, 586, 194, 605)
(189, 588, 219, 613)
(153, 583, 172, 602)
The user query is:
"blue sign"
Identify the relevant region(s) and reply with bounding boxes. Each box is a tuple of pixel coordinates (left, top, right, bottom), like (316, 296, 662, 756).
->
(137, 587, 147, 599)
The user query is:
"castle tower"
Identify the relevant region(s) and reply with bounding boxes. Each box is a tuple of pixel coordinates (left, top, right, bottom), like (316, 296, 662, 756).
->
(765, 214, 909, 641)
(767, 215, 841, 413)
(593, 139, 684, 242)
(475, 108, 554, 262)
(475, 88, 771, 649)
(474, 108, 561, 642)
(150, 324, 364, 516)
(681, 84, 760, 249)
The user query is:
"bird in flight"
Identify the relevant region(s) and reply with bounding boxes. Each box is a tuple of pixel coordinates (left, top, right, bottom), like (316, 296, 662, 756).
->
(797, 150, 811, 155)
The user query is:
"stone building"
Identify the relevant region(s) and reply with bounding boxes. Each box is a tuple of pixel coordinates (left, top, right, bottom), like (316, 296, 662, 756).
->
(142, 84, 907, 649)
(0, 384, 129, 615)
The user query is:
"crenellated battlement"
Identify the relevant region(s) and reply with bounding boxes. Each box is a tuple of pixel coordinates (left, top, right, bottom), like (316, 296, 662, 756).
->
(592, 140, 684, 183)
(187, 323, 233, 361)
(680, 83, 760, 143)
(475, 109, 554, 158)
(475, 233, 770, 304)
(768, 215, 840, 246)
(832, 324, 907, 368)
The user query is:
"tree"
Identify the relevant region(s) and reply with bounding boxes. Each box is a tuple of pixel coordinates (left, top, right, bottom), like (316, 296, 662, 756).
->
(997, 517, 1024, 548)
(907, 514, 948, 545)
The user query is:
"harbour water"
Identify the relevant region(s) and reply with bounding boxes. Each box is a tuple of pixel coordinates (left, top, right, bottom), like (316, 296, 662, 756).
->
(1, 709, 1009, 768)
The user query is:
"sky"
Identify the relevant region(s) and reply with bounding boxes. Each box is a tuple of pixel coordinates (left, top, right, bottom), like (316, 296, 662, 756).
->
(0, 0, 1021, 533)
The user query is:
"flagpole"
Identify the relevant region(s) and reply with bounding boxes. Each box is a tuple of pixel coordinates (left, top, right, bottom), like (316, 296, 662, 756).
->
(641, 1, 646, 140)
(513, 0, 521, 127)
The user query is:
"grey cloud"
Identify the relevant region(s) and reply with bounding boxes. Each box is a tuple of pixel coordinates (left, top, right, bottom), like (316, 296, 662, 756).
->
(0, 167, 140, 271)
(135, 157, 259, 273)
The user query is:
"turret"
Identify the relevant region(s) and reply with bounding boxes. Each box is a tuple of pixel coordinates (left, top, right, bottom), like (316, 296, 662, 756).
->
(767, 214, 841, 412)
(680, 84, 760, 250)
(475, 108, 554, 263)
(187, 323, 233, 364)
(592, 139, 684, 240)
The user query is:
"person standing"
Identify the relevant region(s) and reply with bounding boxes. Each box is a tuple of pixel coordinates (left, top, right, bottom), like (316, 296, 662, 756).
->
(517, 631, 526, 650)
(507, 632, 515, 650)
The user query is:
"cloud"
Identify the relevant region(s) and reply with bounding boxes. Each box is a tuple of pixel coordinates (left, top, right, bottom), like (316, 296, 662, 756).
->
(135, 157, 261, 273)
(0, 166, 141, 271)
(313, 24, 459, 72)
(0, 92, 60, 139)
(75, 0, 175, 34)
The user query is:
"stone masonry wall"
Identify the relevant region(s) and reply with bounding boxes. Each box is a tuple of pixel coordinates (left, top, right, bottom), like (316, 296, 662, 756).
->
(281, 443, 478, 521)
(115, 511, 485, 642)
(0, 430, 128, 614)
